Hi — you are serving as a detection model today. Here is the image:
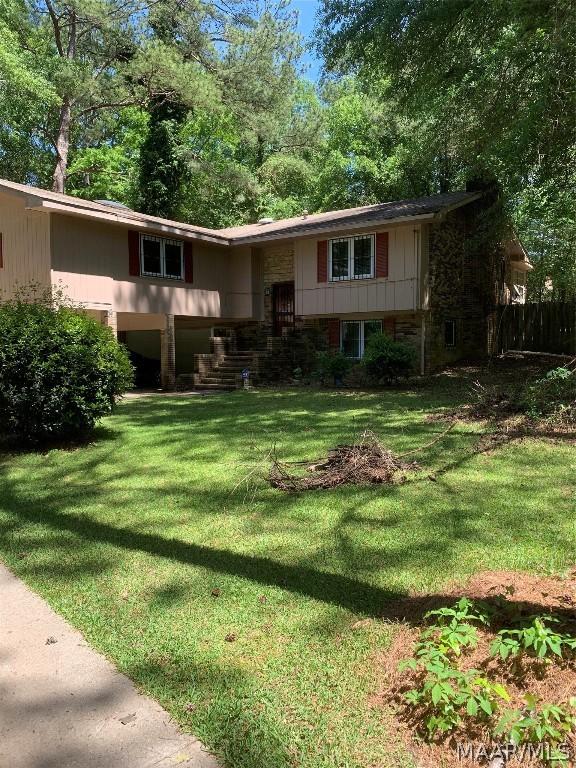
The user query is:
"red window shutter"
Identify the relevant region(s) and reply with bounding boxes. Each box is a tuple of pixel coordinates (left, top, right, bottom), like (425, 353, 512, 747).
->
(128, 230, 140, 276)
(317, 240, 328, 283)
(375, 232, 389, 278)
(383, 317, 396, 339)
(327, 318, 340, 349)
(0, 233, 3, 268)
(183, 241, 193, 283)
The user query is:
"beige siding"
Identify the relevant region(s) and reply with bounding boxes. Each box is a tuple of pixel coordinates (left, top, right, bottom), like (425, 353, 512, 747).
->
(50, 214, 254, 318)
(295, 223, 421, 317)
(0, 191, 51, 299)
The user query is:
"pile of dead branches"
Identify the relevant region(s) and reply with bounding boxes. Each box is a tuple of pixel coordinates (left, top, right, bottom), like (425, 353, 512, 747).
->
(269, 430, 420, 491)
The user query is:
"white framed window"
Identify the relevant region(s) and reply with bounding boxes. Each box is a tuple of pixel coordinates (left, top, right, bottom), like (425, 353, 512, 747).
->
(329, 234, 374, 281)
(444, 320, 456, 347)
(341, 319, 383, 358)
(140, 234, 184, 280)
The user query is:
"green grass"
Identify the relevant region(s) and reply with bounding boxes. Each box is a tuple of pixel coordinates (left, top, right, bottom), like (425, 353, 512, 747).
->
(0, 385, 575, 767)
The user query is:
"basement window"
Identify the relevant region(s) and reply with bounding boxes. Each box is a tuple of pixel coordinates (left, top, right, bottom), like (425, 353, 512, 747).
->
(444, 320, 456, 347)
(329, 235, 374, 281)
(341, 319, 382, 358)
(140, 234, 183, 280)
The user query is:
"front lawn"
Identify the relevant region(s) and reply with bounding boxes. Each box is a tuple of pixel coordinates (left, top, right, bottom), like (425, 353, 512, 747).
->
(0, 384, 574, 767)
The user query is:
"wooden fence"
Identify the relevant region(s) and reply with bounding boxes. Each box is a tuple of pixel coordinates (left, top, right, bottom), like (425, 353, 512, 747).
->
(497, 301, 576, 356)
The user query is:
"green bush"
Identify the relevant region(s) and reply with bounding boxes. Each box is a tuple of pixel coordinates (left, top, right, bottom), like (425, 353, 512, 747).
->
(0, 290, 133, 443)
(522, 366, 576, 418)
(314, 351, 352, 384)
(362, 332, 416, 383)
(258, 328, 327, 384)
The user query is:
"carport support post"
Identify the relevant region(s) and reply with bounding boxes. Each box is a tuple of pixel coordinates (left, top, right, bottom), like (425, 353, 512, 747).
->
(160, 314, 176, 391)
(103, 309, 117, 338)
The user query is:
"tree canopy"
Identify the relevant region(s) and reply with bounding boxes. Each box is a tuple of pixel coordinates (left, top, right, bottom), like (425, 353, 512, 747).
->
(0, 0, 574, 294)
(318, 0, 576, 296)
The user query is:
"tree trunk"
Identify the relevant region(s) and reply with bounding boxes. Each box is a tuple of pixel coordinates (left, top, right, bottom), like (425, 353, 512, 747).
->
(52, 98, 72, 193)
(51, 8, 76, 194)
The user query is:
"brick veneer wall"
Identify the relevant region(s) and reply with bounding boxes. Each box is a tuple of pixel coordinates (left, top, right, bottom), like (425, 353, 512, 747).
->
(425, 207, 500, 371)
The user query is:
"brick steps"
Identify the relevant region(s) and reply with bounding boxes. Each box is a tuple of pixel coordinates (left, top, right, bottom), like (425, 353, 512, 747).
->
(193, 343, 259, 390)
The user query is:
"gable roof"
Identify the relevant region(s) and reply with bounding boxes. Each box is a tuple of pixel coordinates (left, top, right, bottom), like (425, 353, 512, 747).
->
(0, 178, 482, 246)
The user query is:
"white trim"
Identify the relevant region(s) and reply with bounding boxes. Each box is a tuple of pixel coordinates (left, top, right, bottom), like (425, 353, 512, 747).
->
(329, 233, 375, 282)
(140, 233, 184, 280)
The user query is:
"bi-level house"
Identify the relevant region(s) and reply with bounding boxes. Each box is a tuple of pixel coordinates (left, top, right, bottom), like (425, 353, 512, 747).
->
(0, 178, 531, 388)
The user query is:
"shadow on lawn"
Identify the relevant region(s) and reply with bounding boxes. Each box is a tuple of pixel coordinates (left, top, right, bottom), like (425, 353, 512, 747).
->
(126, 656, 297, 768)
(0, 461, 572, 624)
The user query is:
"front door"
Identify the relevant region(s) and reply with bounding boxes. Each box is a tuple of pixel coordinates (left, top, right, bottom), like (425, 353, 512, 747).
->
(272, 281, 295, 336)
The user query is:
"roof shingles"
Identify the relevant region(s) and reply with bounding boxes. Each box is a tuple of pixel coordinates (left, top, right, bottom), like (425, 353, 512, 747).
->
(0, 178, 480, 245)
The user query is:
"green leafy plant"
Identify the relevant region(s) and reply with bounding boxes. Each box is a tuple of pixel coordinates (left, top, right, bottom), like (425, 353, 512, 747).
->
(405, 665, 510, 738)
(490, 616, 576, 661)
(362, 332, 416, 383)
(495, 696, 576, 754)
(425, 597, 492, 628)
(314, 351, 352, 384)
(0, 287, 133, 443)
(522, 366, 576, 419)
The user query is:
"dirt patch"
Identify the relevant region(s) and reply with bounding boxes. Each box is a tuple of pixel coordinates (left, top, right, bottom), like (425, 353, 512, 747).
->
(373, 569, 576, 767)
(269, 430, 420, 491)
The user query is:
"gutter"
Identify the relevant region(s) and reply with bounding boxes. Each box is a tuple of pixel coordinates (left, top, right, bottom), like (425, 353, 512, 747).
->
(24, 198, 230, 246)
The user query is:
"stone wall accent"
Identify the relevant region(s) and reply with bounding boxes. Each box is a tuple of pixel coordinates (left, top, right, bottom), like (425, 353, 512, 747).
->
(425, 207, 500, 371)
(259, 242, 295, 331)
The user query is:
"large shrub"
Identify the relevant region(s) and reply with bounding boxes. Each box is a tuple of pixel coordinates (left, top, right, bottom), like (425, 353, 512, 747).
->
(0, 291, 133, 443)
(362, 332, 417, 383)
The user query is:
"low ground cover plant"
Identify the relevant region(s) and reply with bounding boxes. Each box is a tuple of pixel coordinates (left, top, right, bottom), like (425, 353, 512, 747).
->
(0, 287, 133, 443)
(470, 364, 576, 423)
(398, 597, 576, 764)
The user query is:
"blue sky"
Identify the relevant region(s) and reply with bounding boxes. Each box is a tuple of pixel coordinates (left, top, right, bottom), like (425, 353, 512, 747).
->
(289, 0, 323, 81)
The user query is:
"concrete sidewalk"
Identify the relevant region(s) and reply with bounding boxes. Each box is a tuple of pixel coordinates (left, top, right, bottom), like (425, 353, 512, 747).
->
(0, 563, 219, 768)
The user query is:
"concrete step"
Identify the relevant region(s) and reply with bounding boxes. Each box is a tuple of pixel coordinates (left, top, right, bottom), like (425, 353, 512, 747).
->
(201, 375, 239, 384)
(216, 364, 252, 372)
(209, 368, 240, 375)
(195, 382, 237, 391)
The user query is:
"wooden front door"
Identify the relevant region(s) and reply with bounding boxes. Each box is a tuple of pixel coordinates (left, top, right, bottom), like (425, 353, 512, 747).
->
(272, 281, 295, 335)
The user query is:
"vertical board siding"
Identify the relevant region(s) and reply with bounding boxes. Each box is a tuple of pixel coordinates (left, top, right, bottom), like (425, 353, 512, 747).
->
(295, 224, 420, 317)
(0, 192, 51, 297)
(317, 240, 328, 283)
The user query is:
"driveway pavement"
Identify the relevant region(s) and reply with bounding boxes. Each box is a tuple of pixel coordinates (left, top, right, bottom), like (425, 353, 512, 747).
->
(0, 563, 219, 768)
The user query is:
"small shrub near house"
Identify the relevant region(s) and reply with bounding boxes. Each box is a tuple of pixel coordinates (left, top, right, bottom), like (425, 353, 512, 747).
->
(0, 289, 133, 444)
(314, 350, 352, 385)
(362, 332, 417, 383)
(258, 327, 327, 383)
